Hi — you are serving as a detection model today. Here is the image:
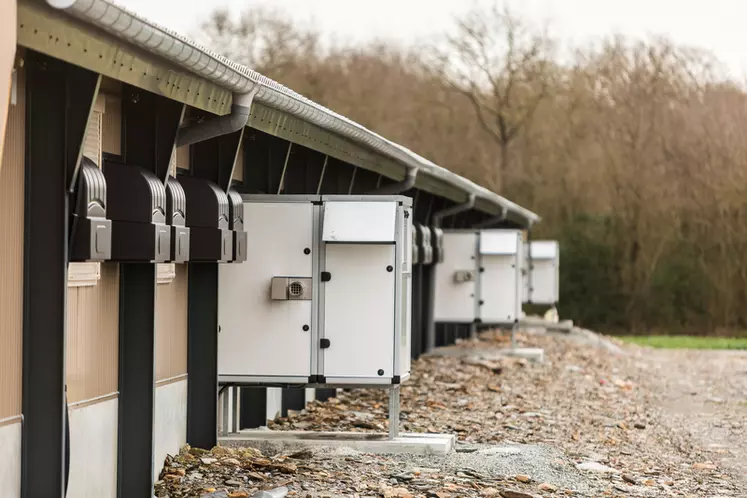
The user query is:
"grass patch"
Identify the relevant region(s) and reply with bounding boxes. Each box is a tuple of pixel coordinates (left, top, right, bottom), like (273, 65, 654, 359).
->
(620, 335, 747, 350)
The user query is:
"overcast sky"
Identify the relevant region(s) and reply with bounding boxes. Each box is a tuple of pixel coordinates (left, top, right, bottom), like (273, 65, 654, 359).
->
(118, 0, 747, 78)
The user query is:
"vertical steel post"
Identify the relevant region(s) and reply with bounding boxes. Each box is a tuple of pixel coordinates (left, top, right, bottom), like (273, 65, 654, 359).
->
(186, 263, 220, 448)
(22, 50, 99, 498)
(187, 123, 245, 447)
(117, 264, 157, 498)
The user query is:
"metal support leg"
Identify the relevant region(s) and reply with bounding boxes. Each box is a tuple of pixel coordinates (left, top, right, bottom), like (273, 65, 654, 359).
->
(511, 320, 518, 350)
(221, 388, 229, 437)
(232, 387, 240, 434)
(388, 386, 401, 440)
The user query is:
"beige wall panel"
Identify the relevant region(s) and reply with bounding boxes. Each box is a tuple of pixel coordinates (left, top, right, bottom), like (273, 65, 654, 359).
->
(155, 264, 188, 381)
(66, 264, 120, 404)
(102, 94, 121, 155)
(0, 68, 24, 420)
(233, 140, 244, 183)
(176, 144, 190, 172)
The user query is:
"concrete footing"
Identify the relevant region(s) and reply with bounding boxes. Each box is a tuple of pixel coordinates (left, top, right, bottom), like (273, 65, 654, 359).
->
(519, 316, 574, 334)
(219, 430, 456, 456)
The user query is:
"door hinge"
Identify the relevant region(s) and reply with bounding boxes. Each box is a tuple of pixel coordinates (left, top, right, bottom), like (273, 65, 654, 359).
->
(320, 338, 331, 349)
(321, 271, 331, 282)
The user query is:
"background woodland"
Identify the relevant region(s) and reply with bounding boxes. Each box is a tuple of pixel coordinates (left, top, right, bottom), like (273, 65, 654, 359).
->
(201, 4, 747, 335)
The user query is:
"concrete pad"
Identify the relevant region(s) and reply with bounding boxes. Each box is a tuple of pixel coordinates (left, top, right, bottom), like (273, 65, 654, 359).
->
(519, 316, 574, 334)
(426, 346, 544, 364)
(496, 347, 544, 363)
(220, 430, 456, 456)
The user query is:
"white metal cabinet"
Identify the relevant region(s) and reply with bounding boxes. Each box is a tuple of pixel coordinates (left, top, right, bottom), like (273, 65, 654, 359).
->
(434, 231, 478, 322)
(218, 195, 411, 387)
(218, 198, 315, 383)
(524, 240, 559, 305)
(479, 230, 522, 323)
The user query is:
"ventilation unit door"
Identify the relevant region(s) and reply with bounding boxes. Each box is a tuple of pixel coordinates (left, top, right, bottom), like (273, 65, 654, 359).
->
(433, 232, 478, 322)
(480, 254, 520, 323)
(218, 201, 314, 380)
(322, 243, 396, 380)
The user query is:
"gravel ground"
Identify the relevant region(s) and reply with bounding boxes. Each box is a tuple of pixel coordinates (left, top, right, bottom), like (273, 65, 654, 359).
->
(155, 330, 747, 498)
(642, 348, 747, 483)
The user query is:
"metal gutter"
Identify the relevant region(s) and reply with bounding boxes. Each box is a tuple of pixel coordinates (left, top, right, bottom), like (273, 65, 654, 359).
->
(45, 0, 540, 227)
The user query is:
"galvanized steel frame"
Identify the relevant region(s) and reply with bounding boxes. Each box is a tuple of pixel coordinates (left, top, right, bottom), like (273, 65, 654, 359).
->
(17, 2, 232, 116)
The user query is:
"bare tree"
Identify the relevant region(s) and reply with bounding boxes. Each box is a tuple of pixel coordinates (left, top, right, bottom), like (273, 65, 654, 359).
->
(431, 3, 555, 192)
(198, 7, 320, 79)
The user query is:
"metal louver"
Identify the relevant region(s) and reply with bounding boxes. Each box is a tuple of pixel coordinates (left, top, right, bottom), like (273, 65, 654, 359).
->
(82, 95, 104, 167)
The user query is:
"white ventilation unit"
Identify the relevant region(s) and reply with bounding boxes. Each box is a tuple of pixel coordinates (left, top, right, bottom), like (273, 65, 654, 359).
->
(434, 229, 524, 325)
(218, 195, 412, 387)
(523, 240, 559, 306)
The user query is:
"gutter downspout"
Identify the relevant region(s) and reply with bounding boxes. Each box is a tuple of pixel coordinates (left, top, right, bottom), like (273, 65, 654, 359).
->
(370, 167, 417, 194)
(431, 193, 476, 229)
(176, 87, 259, 148)
(426, 194, 476, 353)
(473, 206, 509, 229)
